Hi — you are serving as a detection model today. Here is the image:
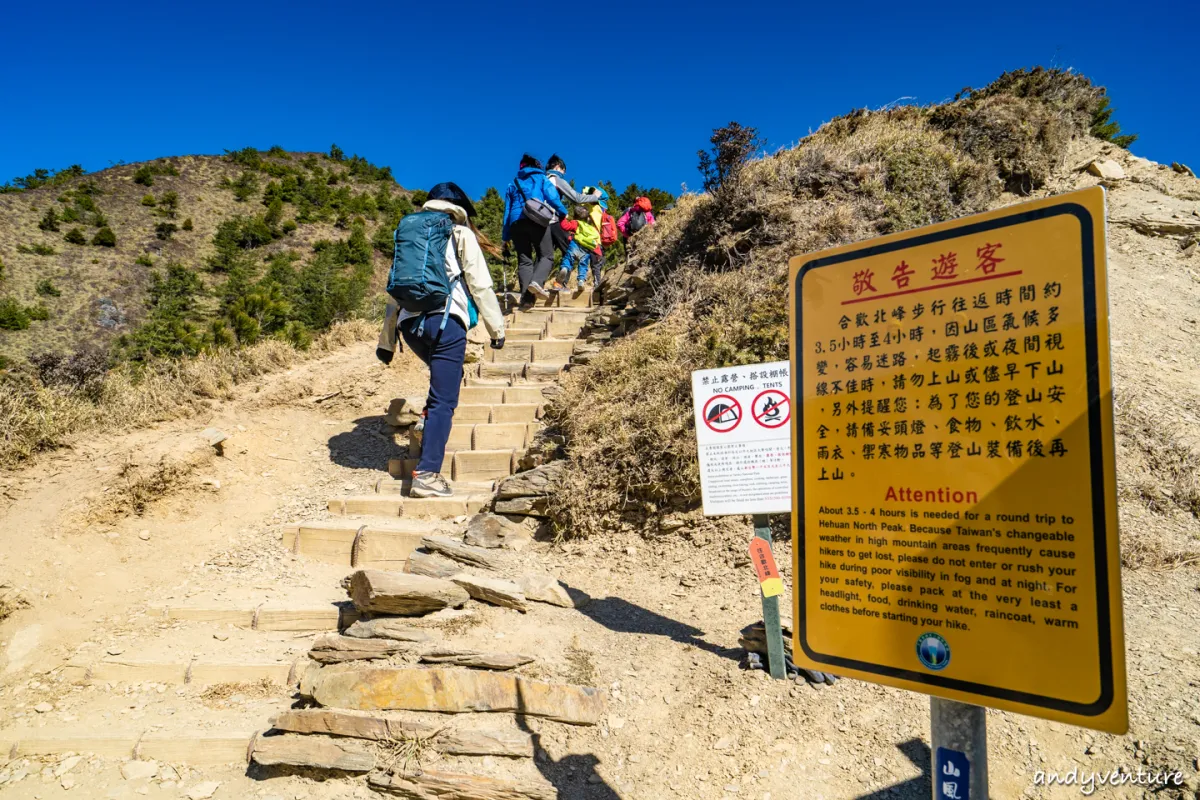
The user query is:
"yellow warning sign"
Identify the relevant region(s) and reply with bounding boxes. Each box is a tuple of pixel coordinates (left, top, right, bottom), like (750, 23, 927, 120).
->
(788, 188, 1126, 732)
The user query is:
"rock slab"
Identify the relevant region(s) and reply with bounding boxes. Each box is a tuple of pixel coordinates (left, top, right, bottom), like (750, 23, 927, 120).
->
(420, 536, 504, 572)
(310, 667, 604, 725)
(405, 550, 462, 580)
(309, 633, 408, 663)
(251, 732, 375, 772)
(451, 574, 527, 612)
(369, 769, 555, 800)
(270, 708, 532, 758)
(516, 574, 573, 608)
(420, 648, 535, 670)
(343, 618, 435, 643)
(464, 514, 531, 549)
(494, 462, 563, 499)
(1086, 159, 1125, 180)
(349, 570, 469, 616)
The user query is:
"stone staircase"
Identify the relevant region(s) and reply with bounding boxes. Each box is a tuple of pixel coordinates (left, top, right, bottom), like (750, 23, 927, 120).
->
(2, 287, 619, 797)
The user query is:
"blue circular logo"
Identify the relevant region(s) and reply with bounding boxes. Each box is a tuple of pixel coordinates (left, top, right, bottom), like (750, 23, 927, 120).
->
(916, 632, 950, 671)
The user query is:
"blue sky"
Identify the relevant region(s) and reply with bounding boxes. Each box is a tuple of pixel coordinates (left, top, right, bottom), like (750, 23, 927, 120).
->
(1, 0, 1195, 200)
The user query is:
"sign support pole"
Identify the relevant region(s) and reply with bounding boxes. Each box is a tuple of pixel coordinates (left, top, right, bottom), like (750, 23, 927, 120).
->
(931, 697, 988, 800)
(752, 514, 787, 680)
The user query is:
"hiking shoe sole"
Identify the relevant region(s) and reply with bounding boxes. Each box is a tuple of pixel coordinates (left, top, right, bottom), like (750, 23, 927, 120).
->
(528, 283, 550, 300)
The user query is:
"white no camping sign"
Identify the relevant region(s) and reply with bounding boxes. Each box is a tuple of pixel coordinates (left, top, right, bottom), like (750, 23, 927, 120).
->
(691, 361, 792, 516)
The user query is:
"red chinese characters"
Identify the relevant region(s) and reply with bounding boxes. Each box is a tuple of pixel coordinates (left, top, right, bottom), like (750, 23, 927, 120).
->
(852, 269, 876, 296)
(892, 260, 915, 289)
(976, 242, 1005, 275)
(931, 252, 958, 281)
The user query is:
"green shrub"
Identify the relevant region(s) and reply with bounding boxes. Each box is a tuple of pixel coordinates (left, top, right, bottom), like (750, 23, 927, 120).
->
(0, 297, 29, 330)
(38, 208, 60, 231)
(160, 190, 179, 217)
(133, 165, 155, 186)
(0, 256, 5, 281)
(26, 304, 49, 321)
(280, 320, 312, 349)
(181, 217, 194, 231)
(225, 171, 259, 202)
(64, 228, 87, 245)
(1091, 97, 1137, 148)
(155, 222, 178, 241)
(60, 205, 81, 223)
(18, 243, 57, 256)
(267, 145, 288, 158)
(92, 211, 109, 228)
(36, 278, 61, 297)
(329, 144, 345, 162)
(281, 219, 297, 234)
(92, 227, 117, 247)
(141, 193, 157, 207)
(135, 254, 154, 266)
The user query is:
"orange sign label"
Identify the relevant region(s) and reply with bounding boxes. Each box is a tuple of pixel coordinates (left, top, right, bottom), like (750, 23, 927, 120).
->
(749, 539, 784, 598)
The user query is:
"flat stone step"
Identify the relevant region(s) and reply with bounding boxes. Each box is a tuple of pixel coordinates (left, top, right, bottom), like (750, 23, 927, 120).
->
(69, 658, 296, 687)
(488, 343, 535, 363)
(524, 361, 568, 381)
(556, 288, 594, 308)
(282, 519, 446, 568)
(545, 320, 585, 338)
(504, 386, 550, 405)
(479, 360, 527, 379)
(490, 402, 541, 423)
(374, 477, 495, 494)
(507, 310, 553, 326)
(531, 340, 576, 362)
(459, 386, 506, 405)
(149, 602, 357, 631)
(328, 493, 491, 519)
(463, 376, 514, 388)
(453, 448, 517, 482)
(0, 731, 256, 764)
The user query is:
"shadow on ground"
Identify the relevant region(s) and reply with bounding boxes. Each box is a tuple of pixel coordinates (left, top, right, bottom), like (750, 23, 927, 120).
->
(517, 682, 623, 799)
(326, 415, 407, 472)
(568, 590, 741, 663)
(855, 738, 931, 800)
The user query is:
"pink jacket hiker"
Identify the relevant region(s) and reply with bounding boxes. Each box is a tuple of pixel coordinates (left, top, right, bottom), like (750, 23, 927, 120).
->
(617, 197, 656, 237)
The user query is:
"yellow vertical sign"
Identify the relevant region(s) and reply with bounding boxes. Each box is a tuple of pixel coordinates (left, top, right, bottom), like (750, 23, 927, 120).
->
(788, 188, 1126, 732)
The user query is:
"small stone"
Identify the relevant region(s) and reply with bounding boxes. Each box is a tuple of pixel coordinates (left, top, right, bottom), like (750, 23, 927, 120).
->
(185, 781, 221, 800)
(61, 775, 75, 790)
(54, 756, 83, 778)
(517, 574, 574, 608)
(608, 716, 625, 730)
(138, 531, 150, 541)
(33, 702, 52, 713)
(120, 761, 158, 782)
(714, 736, 735, 751)
(724, 784, 741, 793)
(213, 633, 228, 641)
(106, 646, 124, 656)
(1086, 159, 1125, 180)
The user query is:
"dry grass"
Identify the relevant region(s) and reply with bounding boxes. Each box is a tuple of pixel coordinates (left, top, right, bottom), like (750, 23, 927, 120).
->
(0, 318, 376, 467)
(200, 677, 279, 705)
(548, 69, 1165, 546)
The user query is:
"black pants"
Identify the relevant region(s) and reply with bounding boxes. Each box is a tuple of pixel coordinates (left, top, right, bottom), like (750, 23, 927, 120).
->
(510, 218, 553, 302)
(550, 219, 572, 255)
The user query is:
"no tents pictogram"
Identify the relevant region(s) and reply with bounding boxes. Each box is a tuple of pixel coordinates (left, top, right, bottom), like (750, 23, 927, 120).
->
(702, 394, 741, 433)
(752, 389, 790, 429)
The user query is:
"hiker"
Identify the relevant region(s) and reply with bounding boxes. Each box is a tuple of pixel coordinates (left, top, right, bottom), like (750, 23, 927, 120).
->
(376, 182, 505, 499)
(502, 154, 568, 306)
(545, 154, 601, 259)
(618, 196, 656, 240)
(559, 205, 601, 288)
(583, 185, 619, 290)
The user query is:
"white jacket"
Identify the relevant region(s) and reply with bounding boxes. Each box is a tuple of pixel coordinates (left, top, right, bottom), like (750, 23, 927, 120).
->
(380, 199, 505, 352)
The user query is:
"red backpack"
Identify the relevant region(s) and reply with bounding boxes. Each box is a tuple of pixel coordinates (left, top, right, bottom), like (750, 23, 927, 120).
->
(599, 211, 619, 246)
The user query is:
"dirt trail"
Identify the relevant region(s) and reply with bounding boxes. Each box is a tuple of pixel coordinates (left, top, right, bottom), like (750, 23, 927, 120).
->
(1, 153, 1199, 800)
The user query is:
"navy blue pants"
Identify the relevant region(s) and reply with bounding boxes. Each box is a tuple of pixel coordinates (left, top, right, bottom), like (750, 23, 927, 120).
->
(401, 314, 466, 476)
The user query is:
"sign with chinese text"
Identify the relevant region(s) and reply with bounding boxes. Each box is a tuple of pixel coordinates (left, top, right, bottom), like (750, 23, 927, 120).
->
(749, 539, 784, 597)
(788, 188, 1126, 732)
(692, 362, 792, 516)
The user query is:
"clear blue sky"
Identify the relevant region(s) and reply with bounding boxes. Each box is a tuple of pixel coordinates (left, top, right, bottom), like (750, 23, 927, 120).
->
(2, 0, 1195, 199)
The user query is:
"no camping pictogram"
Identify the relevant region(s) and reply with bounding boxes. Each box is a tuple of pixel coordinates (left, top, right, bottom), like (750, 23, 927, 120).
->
(703, 394, 742, 433)
(752, 389, 790, 429)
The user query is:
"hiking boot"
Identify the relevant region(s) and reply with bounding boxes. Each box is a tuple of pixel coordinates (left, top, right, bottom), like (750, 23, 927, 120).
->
(528, 282, 550, 300)
(409, 471, 452, 498)
(557, 267, 569, 286)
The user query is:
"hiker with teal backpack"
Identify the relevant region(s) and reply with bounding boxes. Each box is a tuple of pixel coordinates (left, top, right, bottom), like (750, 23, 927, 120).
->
(501, 154, 568, 307)
(376, 182, 505, 499)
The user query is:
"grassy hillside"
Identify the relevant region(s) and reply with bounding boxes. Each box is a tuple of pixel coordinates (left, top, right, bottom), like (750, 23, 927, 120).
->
(0, 147, 408, 363)
(546, 68, 1200, 565)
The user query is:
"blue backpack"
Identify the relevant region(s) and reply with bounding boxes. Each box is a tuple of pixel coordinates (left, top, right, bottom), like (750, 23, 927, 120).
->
(386, 211, 476, 334)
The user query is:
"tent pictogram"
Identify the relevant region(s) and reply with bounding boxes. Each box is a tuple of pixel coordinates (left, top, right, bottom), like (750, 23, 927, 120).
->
(702, 394, 742, 433)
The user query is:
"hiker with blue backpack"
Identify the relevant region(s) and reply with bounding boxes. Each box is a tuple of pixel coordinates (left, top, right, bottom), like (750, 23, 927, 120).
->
(501, 154, 568, 307)
(376, 182, 505, 499)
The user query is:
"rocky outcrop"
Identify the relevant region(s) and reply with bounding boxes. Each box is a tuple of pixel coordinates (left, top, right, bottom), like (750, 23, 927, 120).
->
(450, 574, 527, 612)
(348, 570, 470, 616)
(251, 733, 375, 772)
(494, 462, 564, 499)
(420, 536, 505, 571)
(308, 633, 409, 664)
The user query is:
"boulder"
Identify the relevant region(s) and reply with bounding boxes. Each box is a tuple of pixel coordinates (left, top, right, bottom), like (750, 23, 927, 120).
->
(451, 574, 527, 612)
(251, 732, 375, 772)
(495, 462, 564, 499)
(342, 619, 434, 643)
(420, 536, 504, 572)
(1086, 159, 1125, 180)
(493, 496, 548, 517)
(405, 550, 461, 580)
(516, 574, 573, 608)
(308, 633, 408, 664)
(385, 397, 425, 428)
(464, 514, 530, 549)
(349, 570, 469, 616)
(420, 648, 535, 670)
(369, 769, 555, 800)
(310, 667, 605, 725)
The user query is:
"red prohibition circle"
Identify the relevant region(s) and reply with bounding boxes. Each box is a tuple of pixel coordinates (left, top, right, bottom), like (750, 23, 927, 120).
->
(702, 394, 742, 433)
(752, 389, 791, 428)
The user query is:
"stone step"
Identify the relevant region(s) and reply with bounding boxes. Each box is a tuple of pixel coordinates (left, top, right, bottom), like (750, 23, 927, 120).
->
(462, 376, 514, 388)
(388, 448, 515, 484)
(410, 422, 540, 455)
(490, 402, 542, 423)
(328, 493, 492, 519)
(525, 362, 568, 382)
(505, 326, 544, 341)
(0, 731, 256, 764)
(282, 519, 446, 568)
(63, 658, 297, 687)
(545, 320, 585, 338)
(458, 386, 506, 404)
(488, 343, 534, 363)
(374, 477, 495, 495)
(507, 310, 553, 326)
(479, 360, 527, 379)
(556, 288, 594, 308)
(531, 340, 576, 362)
(149, 602, 357, 631)
(504, 386, 549, 405)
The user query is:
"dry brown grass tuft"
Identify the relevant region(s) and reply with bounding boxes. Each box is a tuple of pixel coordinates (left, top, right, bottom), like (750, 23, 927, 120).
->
(200, 677, 278, 705)
(0, 318, 376, 468)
